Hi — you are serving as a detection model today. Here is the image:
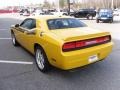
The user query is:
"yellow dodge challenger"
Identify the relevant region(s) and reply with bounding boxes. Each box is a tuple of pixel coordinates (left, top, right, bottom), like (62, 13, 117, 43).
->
(11, 15, 113, 72)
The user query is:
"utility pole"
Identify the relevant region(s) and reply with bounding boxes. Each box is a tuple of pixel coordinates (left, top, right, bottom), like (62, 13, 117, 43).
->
(57, 0, 60, 12)
(115, 0, 117, 8)
(67, 0, 70, 15)
(111, 0, 114, 9)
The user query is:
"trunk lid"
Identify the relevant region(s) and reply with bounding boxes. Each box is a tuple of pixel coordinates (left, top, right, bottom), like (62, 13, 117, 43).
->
(51, 27, 110, 42)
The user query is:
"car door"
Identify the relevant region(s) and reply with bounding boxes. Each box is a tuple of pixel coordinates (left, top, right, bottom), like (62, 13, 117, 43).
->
(78, 10, 84, 17)
(20, 19, 36, 53)
(18, 19, 33, 47)
(13, 19, 31, 45)
(13, 25, 23, 44)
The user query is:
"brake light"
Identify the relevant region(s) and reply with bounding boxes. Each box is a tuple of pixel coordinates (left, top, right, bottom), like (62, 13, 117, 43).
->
(62, 35, 111, 52)
(96, 36, 110, 43)
(63, 42, 76, 50)
(76, 41, 86, 47)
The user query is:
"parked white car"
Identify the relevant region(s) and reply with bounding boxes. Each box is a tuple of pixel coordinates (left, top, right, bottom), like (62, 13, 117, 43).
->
(23, 11, 30, 16)
(32, 10, 44, 16)
(113, 9, 120, 16)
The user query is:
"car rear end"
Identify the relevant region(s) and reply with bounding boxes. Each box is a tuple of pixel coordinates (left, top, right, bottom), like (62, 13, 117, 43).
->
(49, 29, 113, 70)
(98, 14, 113, 22)
(97, 9, 113, 23)
(59, 35, 113, 70)
(46, 17, 113, 70)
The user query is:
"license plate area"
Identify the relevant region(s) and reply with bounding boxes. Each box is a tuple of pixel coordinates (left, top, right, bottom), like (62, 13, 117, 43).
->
(89, 55, 98, 63)
(101, 17, 107, 20)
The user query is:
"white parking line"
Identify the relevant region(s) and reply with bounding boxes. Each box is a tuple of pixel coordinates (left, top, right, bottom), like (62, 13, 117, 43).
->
(0, 38, 12, 40)
(0, 60, 33, 65)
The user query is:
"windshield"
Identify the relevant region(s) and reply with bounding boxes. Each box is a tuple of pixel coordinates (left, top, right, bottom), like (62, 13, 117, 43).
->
(99, 9, 112, 14)
(47, 18, 87, 30)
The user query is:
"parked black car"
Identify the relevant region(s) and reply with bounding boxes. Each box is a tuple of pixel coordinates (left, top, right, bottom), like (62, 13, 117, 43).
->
(96, 9, 113, 23)
(71, 9, 96, 20)
(19, 9, 30, 16)
(19, 9, 24, 16)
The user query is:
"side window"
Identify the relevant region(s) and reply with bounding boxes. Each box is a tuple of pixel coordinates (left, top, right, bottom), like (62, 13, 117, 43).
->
(30, 19, 36, 29)
(20, 19, 33, 29)
(20, 19, 36, 29)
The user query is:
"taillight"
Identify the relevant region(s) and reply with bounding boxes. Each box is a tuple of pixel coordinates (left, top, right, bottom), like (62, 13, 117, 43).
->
(76, 41, 86, 47)
(96, 36, 110, 43)
(62, 35, 111, 52)
(63, 42, 76, 50)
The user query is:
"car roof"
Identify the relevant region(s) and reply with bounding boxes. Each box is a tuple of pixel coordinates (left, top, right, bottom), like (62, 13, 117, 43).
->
(29, 15, 73, 21)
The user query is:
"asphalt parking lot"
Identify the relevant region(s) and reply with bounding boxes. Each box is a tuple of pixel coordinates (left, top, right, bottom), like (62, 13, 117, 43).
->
(0, 14, 120, 90)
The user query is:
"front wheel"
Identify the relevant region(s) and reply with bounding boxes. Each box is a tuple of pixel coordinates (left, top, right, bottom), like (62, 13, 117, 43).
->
(35, 46, 51, 72)
(11, 33, 19, 46)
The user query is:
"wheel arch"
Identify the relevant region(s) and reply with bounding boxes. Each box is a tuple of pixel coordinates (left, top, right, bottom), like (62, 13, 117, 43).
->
(34, 43, 51, 65)
(34, 43, 43, 51)
(11, 29, 14, 34)
(34, 43, 47, 56)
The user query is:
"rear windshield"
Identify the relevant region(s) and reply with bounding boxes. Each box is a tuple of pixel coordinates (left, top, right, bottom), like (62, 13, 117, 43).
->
(47, 18, 87, 30)
(99, 9, 112, 13)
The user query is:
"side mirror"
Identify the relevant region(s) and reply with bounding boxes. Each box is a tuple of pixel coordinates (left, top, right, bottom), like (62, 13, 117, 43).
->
(15, 24, 19, 27)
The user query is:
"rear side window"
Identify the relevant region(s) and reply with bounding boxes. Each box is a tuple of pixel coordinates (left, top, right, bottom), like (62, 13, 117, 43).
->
(47, 18, 87, 30)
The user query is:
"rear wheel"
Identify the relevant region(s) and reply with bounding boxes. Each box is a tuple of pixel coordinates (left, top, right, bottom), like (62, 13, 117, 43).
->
(96, 19, 99, 23)
(88, 15, 93, 20)
(11, 32, 19, 46)
(35, 46, 51, 72)
(74, 15, 79, 18)
(110, 19, 113, 23)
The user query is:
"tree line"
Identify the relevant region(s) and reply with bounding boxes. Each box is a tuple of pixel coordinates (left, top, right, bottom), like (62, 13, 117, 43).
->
(42, 0, 120, 9)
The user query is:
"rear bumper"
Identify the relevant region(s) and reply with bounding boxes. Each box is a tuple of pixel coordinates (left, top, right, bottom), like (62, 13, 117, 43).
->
(98, 17, 113, 21)
(58, 42, 113, 70)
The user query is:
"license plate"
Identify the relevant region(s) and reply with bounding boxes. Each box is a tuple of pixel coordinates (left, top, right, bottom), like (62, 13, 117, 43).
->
(101, 18, 107, 20)
(89, 55, 98, 63)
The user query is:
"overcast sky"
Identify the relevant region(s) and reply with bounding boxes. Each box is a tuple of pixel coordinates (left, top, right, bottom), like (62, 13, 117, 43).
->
(0, 0, 56, 7)
(0, 0, 80, 8)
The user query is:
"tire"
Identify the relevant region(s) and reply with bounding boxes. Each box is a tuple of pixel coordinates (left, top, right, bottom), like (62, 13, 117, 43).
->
(63, 13, 67, 16)
(11, 32, 19, 46)
(73, 14, 79, 18)
(110, 19, 113, 23)
(87, 15, 93, 20)
(35, 46, 51, 72)
(96, 19, 99, 23)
